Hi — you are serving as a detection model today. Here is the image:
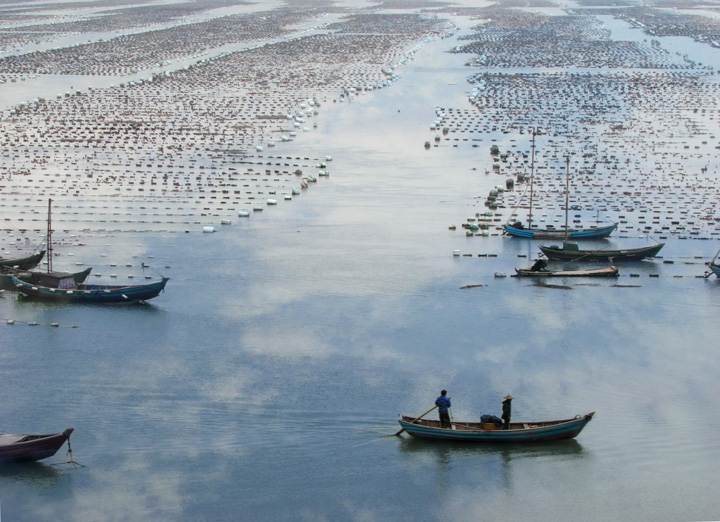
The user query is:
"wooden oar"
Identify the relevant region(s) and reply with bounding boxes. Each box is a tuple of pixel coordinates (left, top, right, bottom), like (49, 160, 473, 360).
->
(394, 405, 438, 436)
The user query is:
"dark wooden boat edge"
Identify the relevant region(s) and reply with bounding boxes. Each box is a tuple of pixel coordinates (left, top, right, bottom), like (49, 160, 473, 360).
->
(0, 427, 74, 463)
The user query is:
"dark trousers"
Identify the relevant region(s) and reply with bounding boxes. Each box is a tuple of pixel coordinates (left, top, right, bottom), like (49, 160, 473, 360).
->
(502, 416, 510, 429)
(439, 411, 451, 428)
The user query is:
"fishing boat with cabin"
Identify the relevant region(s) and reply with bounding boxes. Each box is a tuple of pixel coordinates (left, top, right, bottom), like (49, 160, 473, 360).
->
(11, 275, 169, 304)
(0, 200, 92, 289)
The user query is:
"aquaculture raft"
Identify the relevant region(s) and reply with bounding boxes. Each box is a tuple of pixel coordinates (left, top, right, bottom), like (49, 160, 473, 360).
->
(398, 413, 594, 442)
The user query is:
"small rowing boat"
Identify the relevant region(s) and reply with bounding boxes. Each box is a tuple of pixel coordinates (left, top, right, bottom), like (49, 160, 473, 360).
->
(539, 241, 664, 261)
(513, 266, 618, 277)
(0, 428, 74, 463)
(397, 412, 594, 442)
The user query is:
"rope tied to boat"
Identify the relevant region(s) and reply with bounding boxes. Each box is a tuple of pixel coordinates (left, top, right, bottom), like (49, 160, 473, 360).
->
(52, 432, 86, 468)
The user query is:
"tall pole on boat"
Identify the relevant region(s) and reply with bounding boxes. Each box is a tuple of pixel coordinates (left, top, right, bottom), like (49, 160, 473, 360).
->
(527, 129, 536, 230)
(564, 156, 570, 242)
(47, 198, 53, 273)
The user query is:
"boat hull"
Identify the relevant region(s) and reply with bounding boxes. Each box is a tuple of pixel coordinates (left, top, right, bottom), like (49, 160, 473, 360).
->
(539, 243, 664, 261)
(513, 266, 618, 277)
(398, 413, 594, 443)
(708, 263, 720, 278)
(11, 276, 169, 303)
(0, 250, 45, 271)
(0, 428, 73, 463)
(504, 224, 617, 239)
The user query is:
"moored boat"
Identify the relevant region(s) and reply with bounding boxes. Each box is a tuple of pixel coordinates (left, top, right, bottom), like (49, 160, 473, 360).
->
(0, 266, 92, 290)
(397, 413, 594, 442)
(0, 250, 45, 271)
(1, 200, 93, 289)
(539, 241, 664, 261)
(504, 222, 617, 239)
(706, 248, 720, 278)
(0, 428, 74, 463)
(513, 266, 618, 277)
(505, 132, 616, 240)
(11, 275, 169, 304)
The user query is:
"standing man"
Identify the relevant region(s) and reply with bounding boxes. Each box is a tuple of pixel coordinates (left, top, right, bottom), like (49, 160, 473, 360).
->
(435, 390, 452, 429)
(501, 394, 513, 429)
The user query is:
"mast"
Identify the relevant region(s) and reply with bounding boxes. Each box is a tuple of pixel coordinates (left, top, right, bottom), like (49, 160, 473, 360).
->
(564, 156, 570, 241)
(527, 129, 536, 230)
(47, 198, 53, 273)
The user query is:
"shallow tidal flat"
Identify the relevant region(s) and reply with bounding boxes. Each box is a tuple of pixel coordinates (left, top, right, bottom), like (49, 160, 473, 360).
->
(2, 2, 720, 521)
(0, 4, 459, 282)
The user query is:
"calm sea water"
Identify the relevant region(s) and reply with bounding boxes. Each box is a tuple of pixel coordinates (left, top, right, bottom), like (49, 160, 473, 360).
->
(1, 12, 720, 522)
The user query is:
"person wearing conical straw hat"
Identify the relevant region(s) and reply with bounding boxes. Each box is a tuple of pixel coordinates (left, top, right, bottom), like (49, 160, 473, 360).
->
(501, 395, 513, 430)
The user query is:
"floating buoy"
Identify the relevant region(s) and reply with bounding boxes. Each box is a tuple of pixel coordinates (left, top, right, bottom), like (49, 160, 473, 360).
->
(238, 210, 250, 217)
(221, 219, 231, 225)
(453, 250, 460, 257)
(203, 226, 215, 233)
(267, 199, 277, 205)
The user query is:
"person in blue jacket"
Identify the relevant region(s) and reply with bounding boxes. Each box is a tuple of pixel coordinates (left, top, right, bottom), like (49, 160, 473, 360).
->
(435, 390, 452, 428)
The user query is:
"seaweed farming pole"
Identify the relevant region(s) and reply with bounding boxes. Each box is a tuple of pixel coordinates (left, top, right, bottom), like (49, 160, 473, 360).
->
(564, 156, 570, 242)
(47, 198, 53, 273)
(527, 129, 536, 230)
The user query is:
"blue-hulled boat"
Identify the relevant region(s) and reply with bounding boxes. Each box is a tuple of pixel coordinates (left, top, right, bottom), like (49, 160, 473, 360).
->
(504, 222, 617, 239)
(505, 133, 616, 240)
(11, 275, 169, 304)
(397, 412, 594, 442)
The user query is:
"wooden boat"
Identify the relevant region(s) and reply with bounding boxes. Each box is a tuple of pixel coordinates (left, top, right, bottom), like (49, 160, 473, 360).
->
(706, 248, 720, 278)
(0, 250, 45, 271)
(0, 428, 73, 463)
(0, 200, 92, 289)
(504, 222, 617, 239)
(539, 241, 665, 261)
(0, 266, 92, 290)
(11, 275, 169, 304)
(504, 132, 616, 239)
(513, 266, 618, 277)
(398, 412, 594, 442)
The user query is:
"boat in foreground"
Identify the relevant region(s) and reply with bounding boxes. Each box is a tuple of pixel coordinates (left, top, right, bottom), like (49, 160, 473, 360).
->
(0, 428, 74, 463)
(539, 241, 664, 261)
(398, 412, 594, 442)
(11, 275, 169, 303)
(504, 222, 617, 239)
(513, 266, 618, 278)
